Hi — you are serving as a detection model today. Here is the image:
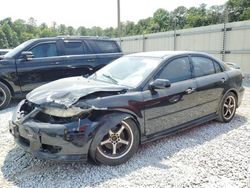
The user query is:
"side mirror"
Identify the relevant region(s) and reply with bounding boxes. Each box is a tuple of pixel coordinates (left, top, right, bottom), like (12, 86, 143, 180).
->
(148, 79, 171, 92)
(21, 51, 33, 61)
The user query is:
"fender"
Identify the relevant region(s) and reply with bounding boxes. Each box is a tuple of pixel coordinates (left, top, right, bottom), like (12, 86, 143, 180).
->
(216, 88, 239, 115)
(88, 111, 137, 163)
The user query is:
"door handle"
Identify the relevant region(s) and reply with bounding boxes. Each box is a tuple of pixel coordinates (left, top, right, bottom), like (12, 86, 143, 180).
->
(87, 59, 95, 62)
(185, 87, 196, 94)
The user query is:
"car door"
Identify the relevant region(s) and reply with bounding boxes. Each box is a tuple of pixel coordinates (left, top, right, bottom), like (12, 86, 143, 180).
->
(143, 56, 199, 135)
(59, 40, 96, 77)
(190, 55, 228, 117)
(16, 41, 63, 93)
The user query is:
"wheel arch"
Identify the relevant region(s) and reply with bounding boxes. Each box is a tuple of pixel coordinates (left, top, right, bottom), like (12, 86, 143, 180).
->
(224, 88, 239, 107)
(88, 110, 141, 163)
(0, 78, 14, 96)
(217, 88, 239, 115)
(228, 89, 238, 104)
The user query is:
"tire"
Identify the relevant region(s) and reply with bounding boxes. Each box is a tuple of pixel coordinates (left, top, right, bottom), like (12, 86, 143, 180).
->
(217, 92, 237, 123)
(0, 82, 11, 110)
(91, 119, 139, 166)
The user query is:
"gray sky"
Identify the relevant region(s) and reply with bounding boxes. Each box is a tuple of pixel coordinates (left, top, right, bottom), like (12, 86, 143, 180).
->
(0, 0, 227, 28)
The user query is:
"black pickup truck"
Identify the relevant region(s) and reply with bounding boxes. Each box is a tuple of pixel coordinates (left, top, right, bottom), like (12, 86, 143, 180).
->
(0, 36, 122, 109)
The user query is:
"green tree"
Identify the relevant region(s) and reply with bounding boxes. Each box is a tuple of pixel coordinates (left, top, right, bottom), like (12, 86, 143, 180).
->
(103, 27, 117, 37)
(40, 28, 57, 37)
(26, 17, 38, 36)
(207, 5, 224, 25)
(12, 19, 27, 43)
(1, 22, 18, 47)
(186, 4, 208, 28)
(0, 0, 249, 48)
(133, 18, 153, 34)
(171, 6, 188, 29)
(66, 26, 75, 35)
(90, 26, 103, 36)
(121, 21, 136, 36)
(227, 0, 250, 21)
(0, 29, 9, 48)
(153, 8, 171, 32)
(240, 7, 250, 20)
(77, 26, 87, 36)
(57, 24, 67, 35)
(20, 32, 35, 43)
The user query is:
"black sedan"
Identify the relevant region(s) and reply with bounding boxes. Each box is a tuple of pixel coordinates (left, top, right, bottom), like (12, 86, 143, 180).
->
(9, 51, 244, 165)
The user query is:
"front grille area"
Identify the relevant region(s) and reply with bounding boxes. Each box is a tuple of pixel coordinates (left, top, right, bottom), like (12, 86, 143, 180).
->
(19, 100, 80, 124)
(20, 100, 36, 115)
(35, 112, 79, 124)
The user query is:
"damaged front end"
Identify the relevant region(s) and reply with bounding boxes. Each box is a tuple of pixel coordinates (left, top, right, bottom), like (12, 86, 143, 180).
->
(9, 99, 109, 162)
(9, 77, 130, 161)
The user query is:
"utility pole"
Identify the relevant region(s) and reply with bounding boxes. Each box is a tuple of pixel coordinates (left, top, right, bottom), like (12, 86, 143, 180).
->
(173, 17, 178, 51)
(117, 0, 121, 38)
(222, 4, 228, 61)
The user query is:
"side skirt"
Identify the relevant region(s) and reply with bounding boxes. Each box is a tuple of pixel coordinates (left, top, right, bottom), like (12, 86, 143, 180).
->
(141, 113, 217, 144)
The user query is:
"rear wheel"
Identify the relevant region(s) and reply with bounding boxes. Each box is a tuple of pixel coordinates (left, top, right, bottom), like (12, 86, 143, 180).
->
(94, 119, 139, 165)
(0, 82, 11, 110)
(217, 92, 237, 123)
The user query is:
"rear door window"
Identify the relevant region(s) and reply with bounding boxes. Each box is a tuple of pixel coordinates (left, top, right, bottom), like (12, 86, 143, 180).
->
(214, 61, 222, 73)
(191, 56, 216, 77)
(63, 41, 87, 55)
(30, 42, 58, 58)
(88, 40, 119, 53)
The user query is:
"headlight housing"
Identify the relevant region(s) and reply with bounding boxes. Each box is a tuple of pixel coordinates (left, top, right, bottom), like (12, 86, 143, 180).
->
(42, 106, 90, 118)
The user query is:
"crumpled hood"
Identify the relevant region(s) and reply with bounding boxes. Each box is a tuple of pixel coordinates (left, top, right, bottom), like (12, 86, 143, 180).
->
(26, 76, 128, 107)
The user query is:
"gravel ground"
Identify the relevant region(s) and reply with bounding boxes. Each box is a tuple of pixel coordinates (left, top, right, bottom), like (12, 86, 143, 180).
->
(0, 87, 249, 188)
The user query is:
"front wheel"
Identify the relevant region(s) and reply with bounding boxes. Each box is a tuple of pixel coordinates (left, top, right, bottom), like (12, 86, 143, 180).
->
(217, 92, 237, 123)
(94, 119, 139, 166)
(0, 82, 11, 110)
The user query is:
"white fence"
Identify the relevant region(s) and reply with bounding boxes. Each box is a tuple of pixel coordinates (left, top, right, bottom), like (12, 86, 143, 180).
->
(115, 20, 250, 75)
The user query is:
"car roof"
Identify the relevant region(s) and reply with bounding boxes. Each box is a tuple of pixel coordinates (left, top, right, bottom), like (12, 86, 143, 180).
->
(31, 36, 116, 42)
(127, 51, 211, 59)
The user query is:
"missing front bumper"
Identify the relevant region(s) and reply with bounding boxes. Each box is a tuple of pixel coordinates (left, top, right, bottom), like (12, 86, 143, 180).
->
(9, 120, 90, 162)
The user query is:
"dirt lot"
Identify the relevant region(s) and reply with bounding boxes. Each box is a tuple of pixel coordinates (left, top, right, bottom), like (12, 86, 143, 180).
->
(0, 87, 249, 188)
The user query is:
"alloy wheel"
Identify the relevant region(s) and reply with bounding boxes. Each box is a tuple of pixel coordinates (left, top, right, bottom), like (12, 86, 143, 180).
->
(223, 95, 236, 120)
(0, 88, 6, 107)
(97, 121, 134, 159)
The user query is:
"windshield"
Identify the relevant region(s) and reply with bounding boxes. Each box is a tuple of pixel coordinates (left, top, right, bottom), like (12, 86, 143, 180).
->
(4, 39, 35, 58)
(89, 56, 162, 88)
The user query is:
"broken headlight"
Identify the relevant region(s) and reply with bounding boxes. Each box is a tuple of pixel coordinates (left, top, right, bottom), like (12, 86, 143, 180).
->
(42, 106, 91, 118)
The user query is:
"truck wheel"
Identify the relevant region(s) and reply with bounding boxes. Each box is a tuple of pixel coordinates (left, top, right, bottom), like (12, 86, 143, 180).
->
(0, 82, 11, 110)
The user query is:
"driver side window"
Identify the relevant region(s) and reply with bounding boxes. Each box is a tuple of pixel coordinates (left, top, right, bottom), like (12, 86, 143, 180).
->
(30, 42, 58, 58)
(157, 57, 192, 83)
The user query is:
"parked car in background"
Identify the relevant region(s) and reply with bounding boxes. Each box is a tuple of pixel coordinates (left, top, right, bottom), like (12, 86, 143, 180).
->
(0, 49, 11, 55)
(0, 36, 122, 109)
(9, 51, 244, 165)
